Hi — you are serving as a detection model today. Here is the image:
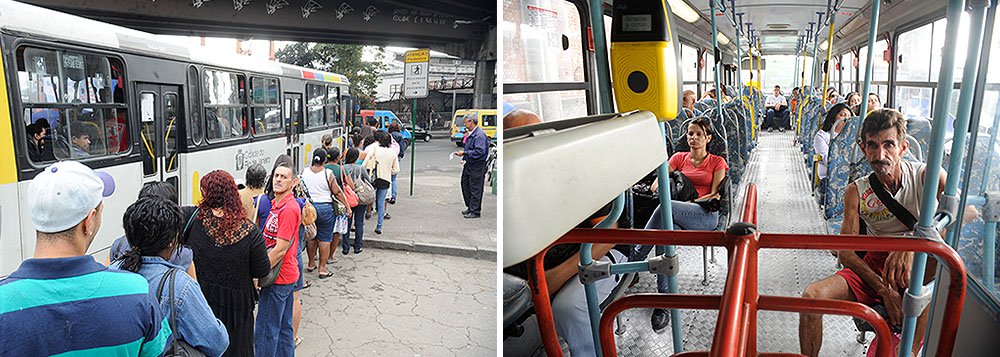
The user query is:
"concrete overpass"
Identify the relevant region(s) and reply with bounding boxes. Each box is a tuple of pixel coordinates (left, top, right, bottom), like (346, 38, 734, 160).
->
(20, 0, 497, 107)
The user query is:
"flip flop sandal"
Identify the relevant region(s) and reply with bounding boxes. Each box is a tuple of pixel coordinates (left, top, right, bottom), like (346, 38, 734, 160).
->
(295, 336, 303, 347)
(318, 272, 333, 279)
(306, 265, 317, 272)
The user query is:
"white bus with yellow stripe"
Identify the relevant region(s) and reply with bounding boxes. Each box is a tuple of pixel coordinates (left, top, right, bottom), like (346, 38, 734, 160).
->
(0, 0, 351, 275)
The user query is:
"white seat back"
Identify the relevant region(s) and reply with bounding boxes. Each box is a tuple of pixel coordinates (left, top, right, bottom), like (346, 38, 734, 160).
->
(502, 111, 667, 267)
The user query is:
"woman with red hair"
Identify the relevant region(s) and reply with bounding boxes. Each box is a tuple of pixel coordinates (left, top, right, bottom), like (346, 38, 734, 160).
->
(186, 169, 271, 357)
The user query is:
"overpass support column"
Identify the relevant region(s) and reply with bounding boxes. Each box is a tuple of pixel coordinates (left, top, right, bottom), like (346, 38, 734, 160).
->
(473, 24, 497, 108)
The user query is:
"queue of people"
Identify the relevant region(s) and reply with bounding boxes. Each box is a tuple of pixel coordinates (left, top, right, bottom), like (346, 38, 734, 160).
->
(0, 118, 410, 355)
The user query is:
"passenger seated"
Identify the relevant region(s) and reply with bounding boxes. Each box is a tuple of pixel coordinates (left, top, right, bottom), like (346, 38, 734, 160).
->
(798, 109, 978, 357)
(845, 92, 862, 114)
(813, 103, 853, 201)
(764, 85, 789, 132)
(682, 90, 703, 117)
(629, 117, 728, 332)
(826, 88, 841, 105)
(866, 92, 883, 114)
(69, 121, 92, 158)
(25, 123, 54, 162)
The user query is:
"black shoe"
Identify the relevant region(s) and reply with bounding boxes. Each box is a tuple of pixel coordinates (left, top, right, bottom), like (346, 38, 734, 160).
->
(462, 208, 472, 214)
(779, 128, 785, 132)
(463, 212, 481, 219)
(374, 228, 382, 235)
(651, 308, 670, 333)
(767, 128, 773, 132)
(354, 248, 363, 254)
(342, 248, 349, 255)
(384, 213, 391, 220)
(389, 198, 396, 205)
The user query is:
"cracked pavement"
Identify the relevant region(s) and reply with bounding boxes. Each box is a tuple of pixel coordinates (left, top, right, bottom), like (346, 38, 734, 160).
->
(296, 248, 496, 356)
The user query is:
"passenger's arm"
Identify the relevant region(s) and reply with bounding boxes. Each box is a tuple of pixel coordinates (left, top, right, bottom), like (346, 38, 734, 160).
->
(268, 236, 291, 267)
(649, 163, 677, 193)
(248, 227, 272, 278)
(813, 134, 829, 162)
(885, 170, 949, 291)
(179, 280, 231, 357)
(698, 168, 726, 200)
(545, 243, 617, 293)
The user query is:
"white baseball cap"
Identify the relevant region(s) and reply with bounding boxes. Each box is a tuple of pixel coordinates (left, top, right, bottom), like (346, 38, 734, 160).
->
(28, 161, 115, 233)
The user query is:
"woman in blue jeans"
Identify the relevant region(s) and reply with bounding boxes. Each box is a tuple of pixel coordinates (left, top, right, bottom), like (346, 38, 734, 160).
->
(342, 147, 371, 253)
(300, 148, 350, 279)
(364, 131, 400, 235)
(630, 117, 728, 331)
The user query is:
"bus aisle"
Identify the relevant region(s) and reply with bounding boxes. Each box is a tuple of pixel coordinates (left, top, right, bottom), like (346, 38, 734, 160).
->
(616, 131, 869, 355)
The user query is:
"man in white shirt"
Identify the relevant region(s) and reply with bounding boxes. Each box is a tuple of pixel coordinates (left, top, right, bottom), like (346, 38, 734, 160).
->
(764, 85, 789, 132)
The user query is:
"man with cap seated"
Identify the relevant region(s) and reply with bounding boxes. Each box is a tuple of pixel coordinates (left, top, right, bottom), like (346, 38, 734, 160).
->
(0, 161, 172, 356)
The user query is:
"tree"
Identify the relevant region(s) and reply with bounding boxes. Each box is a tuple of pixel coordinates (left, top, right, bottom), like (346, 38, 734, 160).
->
(276, 43, 387, 109)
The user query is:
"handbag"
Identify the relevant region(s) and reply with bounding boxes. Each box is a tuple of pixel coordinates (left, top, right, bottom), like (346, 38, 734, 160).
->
(326, 169, 350, 216)
(340, 167, 360, 208)
(353, 168, 376, 206)
(258, 246, 282, 288)
(156, 269, 207, 357)
(669, 171, 699, 202)
(301, 200, 317, 226)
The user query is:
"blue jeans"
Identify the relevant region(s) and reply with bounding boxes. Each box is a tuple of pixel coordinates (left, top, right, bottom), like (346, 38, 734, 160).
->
(630, 202, 719, 293)
(294, 229, 304, 291)
(391, 174, 398, 200)
(255, 283, 295, 357)
(345, 204, 366, 251)
(375, 188, 388, 230)
(312, 202, 335, 243)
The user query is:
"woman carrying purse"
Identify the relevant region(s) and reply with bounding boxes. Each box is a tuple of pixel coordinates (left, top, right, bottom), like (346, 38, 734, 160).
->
(324, 147, 356, 258)
(341, 147, 372, 254)
(300, 148, 349, 279)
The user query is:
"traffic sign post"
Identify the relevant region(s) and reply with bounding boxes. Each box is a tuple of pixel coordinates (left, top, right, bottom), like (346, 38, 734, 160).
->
(404, 49, 430, 196)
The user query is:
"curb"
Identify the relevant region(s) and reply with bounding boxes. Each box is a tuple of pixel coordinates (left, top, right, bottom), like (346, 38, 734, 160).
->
(364, 238, 497, 261)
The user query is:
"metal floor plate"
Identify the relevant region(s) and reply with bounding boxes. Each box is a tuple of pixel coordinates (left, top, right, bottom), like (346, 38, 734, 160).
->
(614, 132, 872, 356)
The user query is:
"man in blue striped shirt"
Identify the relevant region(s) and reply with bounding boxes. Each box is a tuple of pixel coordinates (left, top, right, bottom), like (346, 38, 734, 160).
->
(0, 161, 172, 356)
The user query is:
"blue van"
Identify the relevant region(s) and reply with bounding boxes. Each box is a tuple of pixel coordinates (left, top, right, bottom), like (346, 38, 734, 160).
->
(358, 110, 412, 141)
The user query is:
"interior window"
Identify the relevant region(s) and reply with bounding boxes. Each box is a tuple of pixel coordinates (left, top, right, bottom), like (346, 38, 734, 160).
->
(306, 83, 326, 128)
(203, 69, 247, 141)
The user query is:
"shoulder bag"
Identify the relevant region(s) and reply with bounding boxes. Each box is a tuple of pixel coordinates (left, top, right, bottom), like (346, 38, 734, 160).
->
(352, 166, 376, 206)
(156, 268, 207, 357)
(326, 169, 350, 216)
(669, 171, 699, 202)
(339, 167, 359, 208)
(867, 173, 917, 230)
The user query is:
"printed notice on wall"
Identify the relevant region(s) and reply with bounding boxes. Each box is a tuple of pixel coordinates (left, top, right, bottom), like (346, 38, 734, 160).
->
(621, 14, 652, 32)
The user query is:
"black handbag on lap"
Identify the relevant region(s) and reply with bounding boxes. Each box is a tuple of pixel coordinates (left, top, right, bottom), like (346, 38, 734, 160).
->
(670, 171, 699, 202)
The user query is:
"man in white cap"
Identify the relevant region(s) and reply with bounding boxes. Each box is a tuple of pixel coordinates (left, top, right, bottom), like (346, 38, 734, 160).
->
(0, 161, 172, 356)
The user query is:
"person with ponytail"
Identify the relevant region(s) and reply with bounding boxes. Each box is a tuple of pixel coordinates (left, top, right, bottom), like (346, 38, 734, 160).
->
(185, 170, 271, 357)
(113, 196, 230, 357)
(107, 182, 197, 279)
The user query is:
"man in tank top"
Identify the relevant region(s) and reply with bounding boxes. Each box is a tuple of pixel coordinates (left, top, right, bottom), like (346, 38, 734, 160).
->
(798, 109, 977, 357)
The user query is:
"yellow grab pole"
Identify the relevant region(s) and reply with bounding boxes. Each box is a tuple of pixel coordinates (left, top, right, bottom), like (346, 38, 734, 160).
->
(821, 13, 836, 106)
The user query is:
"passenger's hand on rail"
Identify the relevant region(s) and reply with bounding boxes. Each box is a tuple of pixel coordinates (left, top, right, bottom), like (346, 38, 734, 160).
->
(880, 286, 904, 326)
(650, 178, 658, 193)
(883, 251, 913, 291)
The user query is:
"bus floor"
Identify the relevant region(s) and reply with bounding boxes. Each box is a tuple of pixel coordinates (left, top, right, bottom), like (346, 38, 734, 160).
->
(615, 131, 872, 356)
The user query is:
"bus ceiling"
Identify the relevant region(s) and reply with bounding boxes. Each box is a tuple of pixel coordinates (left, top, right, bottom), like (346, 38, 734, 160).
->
(14, 0, 495, 60)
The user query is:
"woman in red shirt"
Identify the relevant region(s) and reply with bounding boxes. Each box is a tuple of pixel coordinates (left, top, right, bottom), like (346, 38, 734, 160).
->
(630, 117, 729, 332)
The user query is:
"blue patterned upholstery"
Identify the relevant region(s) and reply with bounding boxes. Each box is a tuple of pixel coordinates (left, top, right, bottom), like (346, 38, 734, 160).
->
(823, 116, 863, 219)
(907, 118, 932, 160)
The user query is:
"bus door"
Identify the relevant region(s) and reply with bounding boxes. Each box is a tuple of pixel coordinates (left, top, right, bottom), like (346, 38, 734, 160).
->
(136, 83, 181, 202)
(284, 92, 303, 172)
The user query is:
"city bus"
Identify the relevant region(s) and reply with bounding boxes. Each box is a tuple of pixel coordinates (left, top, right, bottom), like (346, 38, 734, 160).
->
(0, 0, 351, 275)
(503, 0, 1000, 355)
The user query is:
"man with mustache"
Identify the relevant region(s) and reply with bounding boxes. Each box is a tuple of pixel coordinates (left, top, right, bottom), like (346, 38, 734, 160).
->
(797, 108, 976, 357)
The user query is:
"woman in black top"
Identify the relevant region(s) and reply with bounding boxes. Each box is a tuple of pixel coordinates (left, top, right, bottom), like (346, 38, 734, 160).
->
(186, 170, 271, 356)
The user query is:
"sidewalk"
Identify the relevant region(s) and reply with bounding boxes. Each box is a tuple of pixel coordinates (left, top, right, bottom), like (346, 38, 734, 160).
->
(361, 143, 497, 260)
(296, 249, 496, 356)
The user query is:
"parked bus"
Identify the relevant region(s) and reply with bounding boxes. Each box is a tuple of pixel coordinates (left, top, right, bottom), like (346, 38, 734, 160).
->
(0, 0, 351, 274)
